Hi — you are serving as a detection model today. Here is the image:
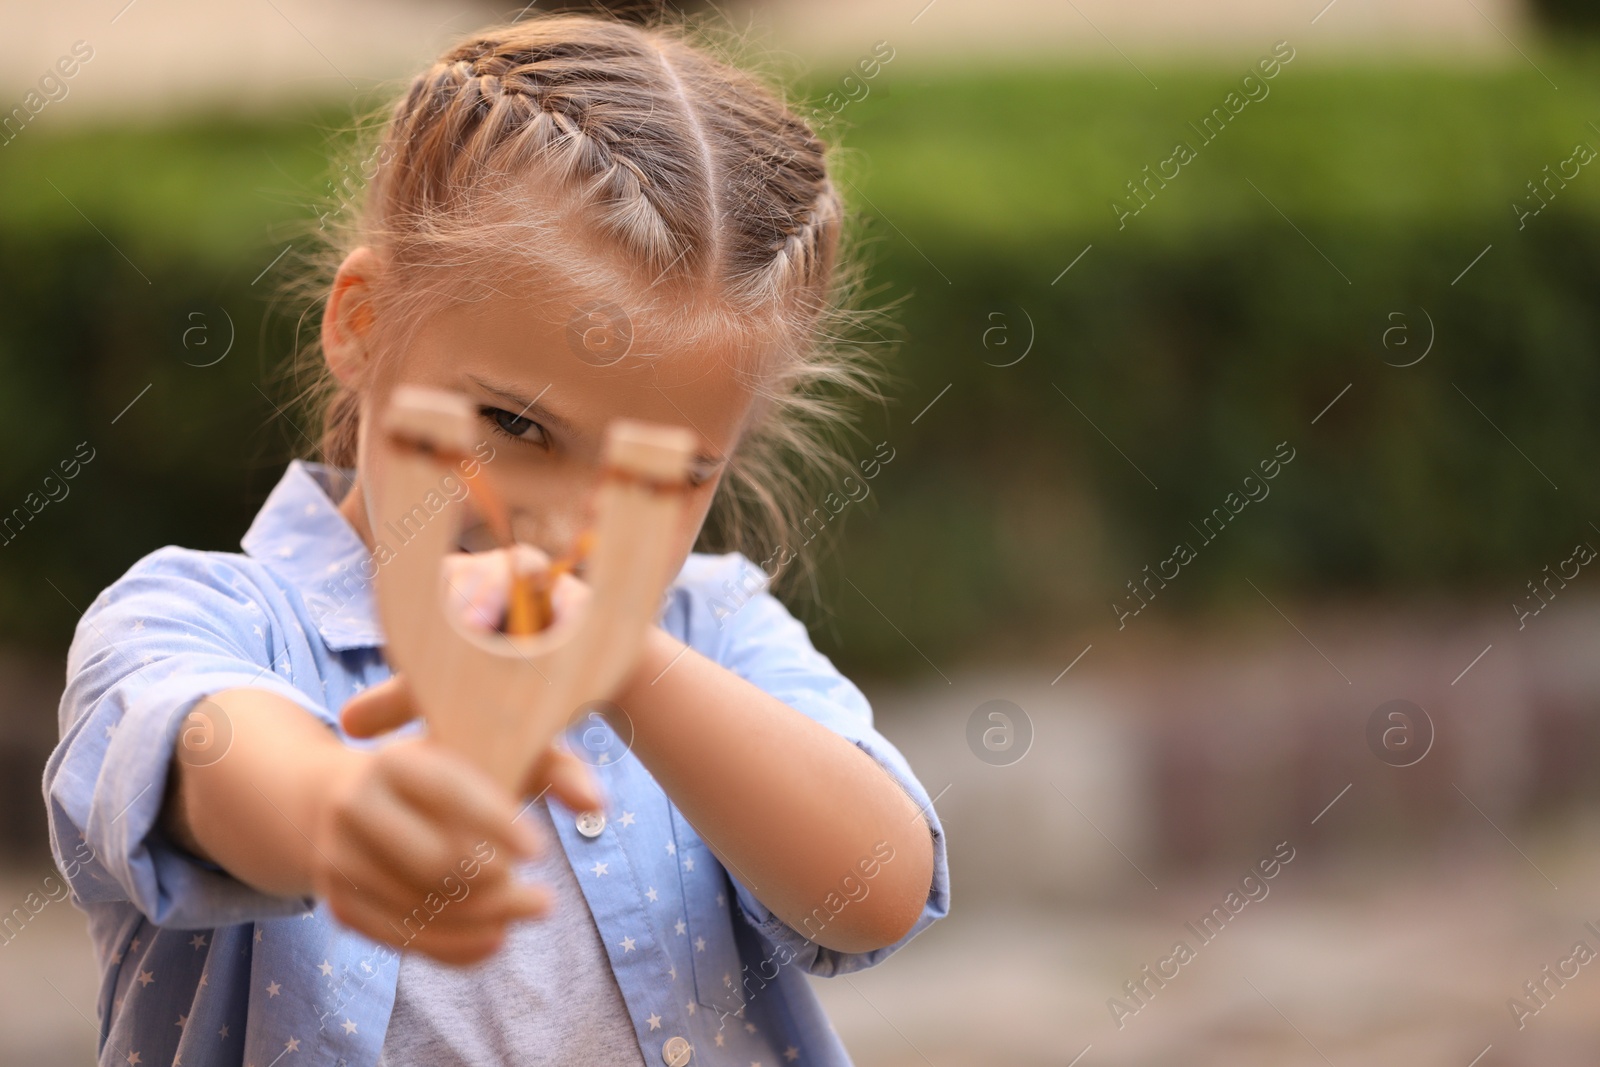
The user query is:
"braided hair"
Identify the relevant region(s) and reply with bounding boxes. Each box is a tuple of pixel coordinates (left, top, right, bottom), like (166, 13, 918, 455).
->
(302, 14, 878, 589)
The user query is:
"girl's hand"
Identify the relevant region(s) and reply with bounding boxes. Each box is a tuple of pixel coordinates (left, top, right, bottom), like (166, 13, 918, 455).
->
(340, 674, 604, 810)
(321, 548, 604, 966)
(308, 735, 549, 966)
(439, 544, 592, 635)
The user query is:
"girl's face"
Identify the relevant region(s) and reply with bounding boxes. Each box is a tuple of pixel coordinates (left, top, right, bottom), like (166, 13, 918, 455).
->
(323, 248, 758, 575)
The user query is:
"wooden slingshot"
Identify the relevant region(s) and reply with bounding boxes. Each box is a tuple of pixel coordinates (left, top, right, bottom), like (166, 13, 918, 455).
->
(373, 385, 696, 792)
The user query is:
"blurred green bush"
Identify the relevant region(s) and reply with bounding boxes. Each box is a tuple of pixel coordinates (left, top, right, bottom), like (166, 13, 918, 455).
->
(4, 59, 1600, 674)
(1530, 0, 1600, 32)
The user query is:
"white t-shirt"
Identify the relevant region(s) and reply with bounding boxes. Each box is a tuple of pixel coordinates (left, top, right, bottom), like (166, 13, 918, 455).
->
(377, 799, 649, 1067)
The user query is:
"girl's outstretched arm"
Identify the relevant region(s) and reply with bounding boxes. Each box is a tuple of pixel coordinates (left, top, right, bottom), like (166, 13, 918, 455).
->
(165, 686, 596, 964)
(612, 626, 937, 955)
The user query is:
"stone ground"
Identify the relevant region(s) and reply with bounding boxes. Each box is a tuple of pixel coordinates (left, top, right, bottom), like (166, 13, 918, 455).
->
(811, 835, 1600, 1066)
(8, 805, 1600, 1064)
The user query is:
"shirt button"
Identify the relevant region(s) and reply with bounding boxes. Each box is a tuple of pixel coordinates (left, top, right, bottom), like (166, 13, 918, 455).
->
(661, 1036, 692, 1066)
(575, 811, 607, 838)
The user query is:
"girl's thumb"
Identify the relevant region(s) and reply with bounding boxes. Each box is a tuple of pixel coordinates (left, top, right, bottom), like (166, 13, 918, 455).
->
(340, 674, 419, 738)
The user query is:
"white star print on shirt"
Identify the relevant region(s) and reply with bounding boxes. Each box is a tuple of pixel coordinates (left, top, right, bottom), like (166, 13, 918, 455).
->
(646, 886, 658, 902)
(715, 1034, 725, 1047)
(619, 811, 636, 826)
(665, 840, 676, 855)
(126, 1052, 141, 1065)
(647, 1013, 662, 1030)
(189, 934, 206, 950)
(675, 919, 686, 936)
(266, 981, 281, 997)
(619, 936, 636, 952)
(683, 857, 695, 872)
(318, 960, 333, 977)
(590, 861, 609, 877)
(694, 937, 706, 952)
(341, 1019, 357, 1035)
(135, 970, 154, 987)
(285, 1037, 300, 1052)
(785, 1048, 800, 1062)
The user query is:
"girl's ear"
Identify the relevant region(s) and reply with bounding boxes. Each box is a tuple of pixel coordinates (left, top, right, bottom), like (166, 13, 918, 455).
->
(322, 246, 384, 387)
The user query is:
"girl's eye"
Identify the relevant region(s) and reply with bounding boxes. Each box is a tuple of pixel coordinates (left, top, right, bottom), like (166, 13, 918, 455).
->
(686, 460, 721, 489)
(481, 406, 548, 446)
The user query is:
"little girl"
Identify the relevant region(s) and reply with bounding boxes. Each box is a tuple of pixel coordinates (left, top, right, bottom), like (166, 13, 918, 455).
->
(42, 14, 947, 1067)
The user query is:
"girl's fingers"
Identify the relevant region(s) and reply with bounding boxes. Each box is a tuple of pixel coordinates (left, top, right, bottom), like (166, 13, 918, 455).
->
(324, 887, 409, 948)
(331, 889, 550, 962)
(442, 547, 553, 632)
(526, 747, 604, 815)
(442, 551, 507, 632)
(325, 886, 531, 962)
(330, 785, 460, 891)
(321, 858, 552, 941)
(381, 742, 542, 859)
(340, 675, 418, 738)
(432, 876, 552, 927)
(343, 867, 551, 934)
(316, 850, 442, 921)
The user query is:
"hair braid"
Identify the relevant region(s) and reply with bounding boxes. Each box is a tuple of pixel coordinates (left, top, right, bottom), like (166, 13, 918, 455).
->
(375, 28, 706, 278)
(755, 183, 840, 304)
(299, 13, 880, 593)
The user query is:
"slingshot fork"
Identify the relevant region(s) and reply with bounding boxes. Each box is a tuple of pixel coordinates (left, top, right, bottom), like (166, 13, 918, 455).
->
(372, 385, 696, 792)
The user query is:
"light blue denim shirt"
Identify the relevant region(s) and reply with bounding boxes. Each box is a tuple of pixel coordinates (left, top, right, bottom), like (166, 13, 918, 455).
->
(43, 460, 949, 1067)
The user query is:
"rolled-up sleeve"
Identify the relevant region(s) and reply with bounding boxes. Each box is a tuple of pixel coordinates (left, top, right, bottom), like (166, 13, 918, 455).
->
(43, 547, 334, 929)
(687, 553, 950, 977)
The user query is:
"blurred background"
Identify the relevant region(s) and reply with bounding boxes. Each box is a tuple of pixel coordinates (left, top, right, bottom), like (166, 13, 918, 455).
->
(4, 0, 1600, 1063)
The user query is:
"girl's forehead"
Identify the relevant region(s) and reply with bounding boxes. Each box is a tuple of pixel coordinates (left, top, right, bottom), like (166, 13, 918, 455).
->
(417, 276, 784, 385)
(400, 288, 762, 451)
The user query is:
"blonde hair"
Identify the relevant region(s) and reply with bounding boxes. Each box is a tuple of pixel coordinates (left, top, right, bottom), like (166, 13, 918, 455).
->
(293, 13, 882, 590)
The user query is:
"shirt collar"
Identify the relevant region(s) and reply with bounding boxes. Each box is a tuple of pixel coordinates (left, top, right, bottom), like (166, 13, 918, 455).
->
(241, 460, 384, 652)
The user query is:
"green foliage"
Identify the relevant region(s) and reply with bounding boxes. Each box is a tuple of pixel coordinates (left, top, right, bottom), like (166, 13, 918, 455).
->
(812, 59, 1600, 671)
(2, 60, 1599, 674)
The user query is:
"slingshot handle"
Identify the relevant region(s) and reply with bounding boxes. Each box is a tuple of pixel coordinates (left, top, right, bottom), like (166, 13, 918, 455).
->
(372, 385, 695, 791)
